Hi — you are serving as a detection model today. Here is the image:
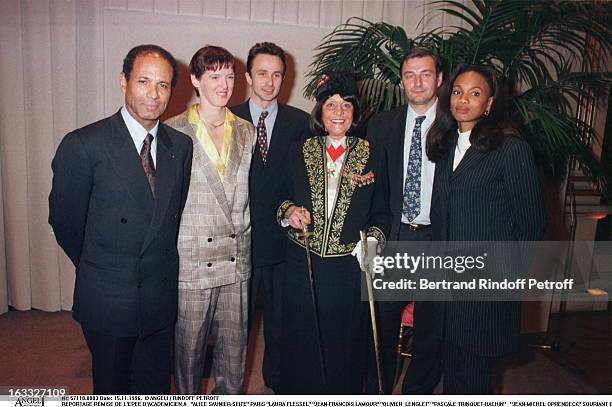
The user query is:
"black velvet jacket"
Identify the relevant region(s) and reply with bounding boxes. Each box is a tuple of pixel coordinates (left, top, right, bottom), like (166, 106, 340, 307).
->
(276, 136, 390, 257)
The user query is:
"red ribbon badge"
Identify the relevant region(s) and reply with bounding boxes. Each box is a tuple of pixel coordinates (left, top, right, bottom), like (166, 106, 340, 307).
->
(326, 144, 347, 162)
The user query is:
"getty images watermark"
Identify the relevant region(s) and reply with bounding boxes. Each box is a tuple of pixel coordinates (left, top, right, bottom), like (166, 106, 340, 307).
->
(361, 241, 610, 302)
(372, 252, 573, 290)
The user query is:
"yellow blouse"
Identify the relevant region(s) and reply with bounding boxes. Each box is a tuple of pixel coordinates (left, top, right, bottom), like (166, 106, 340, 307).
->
(187, 104, 235, 177)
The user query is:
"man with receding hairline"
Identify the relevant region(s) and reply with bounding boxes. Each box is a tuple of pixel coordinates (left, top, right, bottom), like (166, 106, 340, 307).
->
(49, 44, 193, 394)
(366, 47, 444, 395)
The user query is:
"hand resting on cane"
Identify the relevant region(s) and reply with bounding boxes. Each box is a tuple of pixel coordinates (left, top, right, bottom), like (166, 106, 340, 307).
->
(284, 205, 312, 230)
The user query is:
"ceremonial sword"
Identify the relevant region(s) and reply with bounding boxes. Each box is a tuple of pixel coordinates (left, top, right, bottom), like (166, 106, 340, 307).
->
(360, 230, 384, 394)
(299, 213, 327, 387)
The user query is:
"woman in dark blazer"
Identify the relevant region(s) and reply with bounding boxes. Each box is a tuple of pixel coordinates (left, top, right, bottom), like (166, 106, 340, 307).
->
(275, 72, 390, 394)
(426, 64, 546, 394)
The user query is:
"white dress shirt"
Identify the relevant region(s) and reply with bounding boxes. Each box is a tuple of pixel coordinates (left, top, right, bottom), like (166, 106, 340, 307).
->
(453, 129, 472, 171)
(121, 106, 158, 166)
(401, 101, 437, 225)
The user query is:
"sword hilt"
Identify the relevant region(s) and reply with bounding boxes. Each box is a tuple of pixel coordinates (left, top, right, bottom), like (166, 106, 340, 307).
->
(298, 221, 313, 242)
(295, 207, 313, 242)
(359, 230, 368, 258)
(359, 230, 372, 276)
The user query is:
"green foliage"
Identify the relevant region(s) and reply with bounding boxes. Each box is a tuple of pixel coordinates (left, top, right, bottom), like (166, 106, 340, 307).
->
(305, 0, 612, 181)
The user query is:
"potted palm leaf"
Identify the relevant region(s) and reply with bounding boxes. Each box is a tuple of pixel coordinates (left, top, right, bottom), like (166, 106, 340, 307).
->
(304, 0, 612, 182)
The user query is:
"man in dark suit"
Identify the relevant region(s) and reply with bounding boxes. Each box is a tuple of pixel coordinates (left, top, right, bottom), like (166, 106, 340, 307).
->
(366, 47, 443, 394)
(231, 42, 309, 393)
(49, 44, 193, 394)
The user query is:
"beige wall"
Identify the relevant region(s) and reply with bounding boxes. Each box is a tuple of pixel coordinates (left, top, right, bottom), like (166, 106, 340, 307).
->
(2, 0, 605, 330)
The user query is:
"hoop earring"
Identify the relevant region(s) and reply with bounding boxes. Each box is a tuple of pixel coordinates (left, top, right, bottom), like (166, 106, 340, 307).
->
(483, 110, 490, 117)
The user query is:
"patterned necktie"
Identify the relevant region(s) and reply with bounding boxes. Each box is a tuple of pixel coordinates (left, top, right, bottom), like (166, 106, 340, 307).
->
(140, 133, 156, 198)
(402, 116, 426, 222)
(257, 110, 269, 164)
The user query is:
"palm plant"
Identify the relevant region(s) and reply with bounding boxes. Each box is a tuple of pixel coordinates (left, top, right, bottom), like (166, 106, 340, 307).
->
(305, 0, 612, 181)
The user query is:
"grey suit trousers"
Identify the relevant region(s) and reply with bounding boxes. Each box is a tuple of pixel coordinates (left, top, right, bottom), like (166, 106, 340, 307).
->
(174, 280, 248, 394)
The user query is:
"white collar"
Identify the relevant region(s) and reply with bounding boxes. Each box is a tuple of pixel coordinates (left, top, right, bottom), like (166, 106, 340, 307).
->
(249, 98, 278, 119)
(326, 136, 347, 148)
(407, 99, 438, 122)
(458, 129, 472, 138)
(121, 106, 159, 141)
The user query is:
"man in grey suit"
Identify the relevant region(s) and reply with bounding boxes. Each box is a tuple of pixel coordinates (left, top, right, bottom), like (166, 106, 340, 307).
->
(49, 44, 193, 394)
(166, 45, 256, 395)
(231, 42, 309, 393)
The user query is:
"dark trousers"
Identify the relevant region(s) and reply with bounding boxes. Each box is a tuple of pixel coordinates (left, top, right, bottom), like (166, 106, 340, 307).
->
(249, 262, 285, 391)
(400, 223, 442, 394)
(367, 223, 438, 394)
(442, 342, 492, 394)
(401, 300, 443, 394)
(81, 325, 172, 394)
(366, 300, 406, 394)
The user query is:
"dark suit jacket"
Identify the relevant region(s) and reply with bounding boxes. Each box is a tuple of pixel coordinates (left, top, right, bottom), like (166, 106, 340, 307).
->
(231, 101, 309, 267)
(49, 110, 193, 337)
(366, 106, 412, 241)
(431, 133, 546, 356)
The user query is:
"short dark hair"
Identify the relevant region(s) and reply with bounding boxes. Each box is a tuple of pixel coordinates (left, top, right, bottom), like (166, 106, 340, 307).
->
(246, 42, 287, 77)
(426, 64, 509, 162)
(400, 47, 442, 75)
(189, 45, 235, 79)
(309, 94, 361, 137)
(122, 44, 178, 88)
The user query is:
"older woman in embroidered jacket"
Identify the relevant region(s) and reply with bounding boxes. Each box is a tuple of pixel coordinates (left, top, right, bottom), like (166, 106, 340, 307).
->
(275, 72, 390, 394)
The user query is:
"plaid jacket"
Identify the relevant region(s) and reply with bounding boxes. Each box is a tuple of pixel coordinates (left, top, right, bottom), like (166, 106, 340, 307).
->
(166, 109, 256, 289)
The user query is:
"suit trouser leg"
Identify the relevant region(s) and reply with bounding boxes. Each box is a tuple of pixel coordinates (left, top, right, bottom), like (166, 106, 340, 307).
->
(367, 224, 437, 394)
(210, 280, 249, 394)
(397, 224, 442, 394)
(442, 342, 492, 394)
(401, 301, 442, 394)
(82, 326, 172, 394)
(130, 326, 173, 394)
(248, 266, 262, 332)
(260, 263, 284, 390)
(174, 287, 219, 394)
(82, 326, 135, 394)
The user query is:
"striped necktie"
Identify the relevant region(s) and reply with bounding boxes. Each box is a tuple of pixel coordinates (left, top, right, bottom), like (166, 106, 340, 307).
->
(140, 133, 156, 198)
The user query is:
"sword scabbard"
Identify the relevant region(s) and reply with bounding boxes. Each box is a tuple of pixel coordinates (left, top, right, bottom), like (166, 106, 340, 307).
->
(361, 230, 384, 394)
